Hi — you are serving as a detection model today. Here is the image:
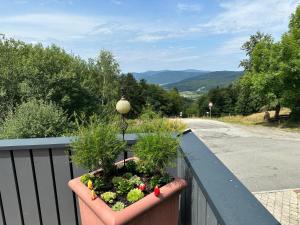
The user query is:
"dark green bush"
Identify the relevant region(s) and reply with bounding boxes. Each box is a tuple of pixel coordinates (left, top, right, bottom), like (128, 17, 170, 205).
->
(0, 99, 70, 138)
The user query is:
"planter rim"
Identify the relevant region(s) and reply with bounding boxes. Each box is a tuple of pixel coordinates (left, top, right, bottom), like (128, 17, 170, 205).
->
(68, 164, 187, 225)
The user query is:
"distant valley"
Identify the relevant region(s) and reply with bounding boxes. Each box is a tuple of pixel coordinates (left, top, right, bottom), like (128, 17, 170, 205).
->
(133, 70, 243, 93)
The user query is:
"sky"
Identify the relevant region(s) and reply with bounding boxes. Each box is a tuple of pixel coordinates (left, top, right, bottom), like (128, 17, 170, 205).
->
(0, 0, 299, 72)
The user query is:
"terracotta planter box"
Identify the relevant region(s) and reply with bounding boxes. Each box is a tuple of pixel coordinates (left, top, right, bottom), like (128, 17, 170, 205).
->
(68, 161, 187, 225)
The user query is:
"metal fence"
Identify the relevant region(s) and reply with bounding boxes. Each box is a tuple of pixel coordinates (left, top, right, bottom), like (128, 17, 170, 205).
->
(0, 132, 280, 225)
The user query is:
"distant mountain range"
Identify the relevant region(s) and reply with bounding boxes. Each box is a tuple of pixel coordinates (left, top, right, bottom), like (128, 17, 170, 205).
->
(133, 70, 243, 92)
(132, 70, 208, 85)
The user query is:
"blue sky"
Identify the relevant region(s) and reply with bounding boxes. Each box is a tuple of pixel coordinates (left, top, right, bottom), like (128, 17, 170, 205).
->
(0, 0, 299, 72)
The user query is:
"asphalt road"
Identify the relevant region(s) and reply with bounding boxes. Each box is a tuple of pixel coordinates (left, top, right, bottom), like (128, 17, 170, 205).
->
(182, 118, 300, 192)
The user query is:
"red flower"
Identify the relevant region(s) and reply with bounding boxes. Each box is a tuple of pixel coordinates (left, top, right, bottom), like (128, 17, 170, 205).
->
(154, 185, 160, 196)
(139, 183, 146, 191)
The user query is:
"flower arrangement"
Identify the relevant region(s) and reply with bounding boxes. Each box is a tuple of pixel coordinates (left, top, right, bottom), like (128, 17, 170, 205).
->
(71, 116, 179, 211)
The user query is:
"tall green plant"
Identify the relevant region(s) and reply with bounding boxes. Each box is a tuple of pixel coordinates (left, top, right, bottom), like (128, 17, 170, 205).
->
(133, 133, 179, 175)
(71, 118, 126, 177)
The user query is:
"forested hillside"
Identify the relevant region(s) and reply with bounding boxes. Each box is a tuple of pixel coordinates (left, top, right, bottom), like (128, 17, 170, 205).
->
(164, 71, 243, 92)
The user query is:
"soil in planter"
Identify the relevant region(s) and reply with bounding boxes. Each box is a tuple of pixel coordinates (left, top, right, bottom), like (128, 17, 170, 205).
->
(81, 161, 174, 210)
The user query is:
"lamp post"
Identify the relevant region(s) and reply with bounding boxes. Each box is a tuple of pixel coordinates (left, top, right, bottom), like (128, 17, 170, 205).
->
(208, 102, 213, 118)
(116, 96, 131, 165)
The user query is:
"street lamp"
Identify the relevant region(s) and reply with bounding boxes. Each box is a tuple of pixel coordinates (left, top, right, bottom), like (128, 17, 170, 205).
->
(116, 96, 131, 165)
(208, 102, 213, 118)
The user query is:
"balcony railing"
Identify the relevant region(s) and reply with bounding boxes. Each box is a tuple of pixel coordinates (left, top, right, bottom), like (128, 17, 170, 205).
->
(0, 131, 280, 225)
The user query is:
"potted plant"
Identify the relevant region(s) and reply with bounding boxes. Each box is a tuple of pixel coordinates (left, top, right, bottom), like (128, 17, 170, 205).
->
(68, 119, 187, 225)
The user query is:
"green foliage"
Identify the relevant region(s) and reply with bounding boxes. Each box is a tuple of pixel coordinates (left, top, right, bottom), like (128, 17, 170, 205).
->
(0, 99, 70, 138)
(101, 192, 116, 203)
(124, 160, 137, 173)
(133, 133, 179, 174)
(129, 175, 142, 186)
(149, 174, 172, 190)
(70, 118, 126, 175)
(122, 172, 133, 179)
(128, 106, 186, 133)
(80, 173, 94, 185)
(116, 178, 134, 195)
(112, 176, 123, 186)
(93, 177, 105, 191)
(112, 201, 125, 211)
(127, 188, 144, 203)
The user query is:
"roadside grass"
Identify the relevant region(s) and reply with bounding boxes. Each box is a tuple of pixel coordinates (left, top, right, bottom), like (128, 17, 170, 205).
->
(216, 108, 300, 132)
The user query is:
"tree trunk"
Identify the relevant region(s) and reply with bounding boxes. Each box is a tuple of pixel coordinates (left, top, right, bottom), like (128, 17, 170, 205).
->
(274, 104, 281, 120)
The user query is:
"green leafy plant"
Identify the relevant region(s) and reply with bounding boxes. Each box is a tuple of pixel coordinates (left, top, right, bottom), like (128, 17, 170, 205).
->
(101, 192, 116, 203)
(112, 201, 125, 211)
(93, 177, 105, 191)
(0, 99, 70, 138)
(133, 133, 179, 175)
(80, 173, 94, 185)
(112, 176, 123, 186)
(149, 175, 160, 190)
(116, 178, 134, 195)
(129, 175, 142, 186)
(127, 188, 144, 203)
(71, 118, 126, 178)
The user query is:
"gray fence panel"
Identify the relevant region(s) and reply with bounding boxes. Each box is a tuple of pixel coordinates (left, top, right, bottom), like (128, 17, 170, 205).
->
(52, 148, 77, 225)
(207, 204, 218, 225)
(197, 186, 207, 225)
(14, 150, 40, 225)
(33, 149, 59, 225)
(0, 151, 23, 225)
(191, 177, 198, 225)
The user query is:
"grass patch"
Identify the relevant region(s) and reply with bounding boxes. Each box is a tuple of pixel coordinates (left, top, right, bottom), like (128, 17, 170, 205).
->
(217, 108, 300, 132)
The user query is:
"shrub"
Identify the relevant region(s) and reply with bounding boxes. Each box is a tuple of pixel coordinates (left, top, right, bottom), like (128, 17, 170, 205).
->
(116, 178, 134, 195)
(133, 133, 179, 174)
(0, 99, 70, 138)
(112, 201, 125, 211)
(71, 118, 126, 177)
(93, 177, 105, 191)
(127, 188, 144, 203)
(101, 192, 116, 203)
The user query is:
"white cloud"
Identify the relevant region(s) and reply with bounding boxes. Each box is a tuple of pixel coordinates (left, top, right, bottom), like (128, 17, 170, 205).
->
(177, 3, 202, 13)
(198, 0, 299, 34)
(216, 36, 249, 55)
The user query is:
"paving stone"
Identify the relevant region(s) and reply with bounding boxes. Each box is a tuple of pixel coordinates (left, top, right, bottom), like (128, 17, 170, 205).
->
(254, 189, 300, 225)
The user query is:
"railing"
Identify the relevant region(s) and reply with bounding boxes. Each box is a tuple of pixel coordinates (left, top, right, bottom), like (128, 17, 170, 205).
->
(0, 132, 280, 225)
(178, 130, 280, 225)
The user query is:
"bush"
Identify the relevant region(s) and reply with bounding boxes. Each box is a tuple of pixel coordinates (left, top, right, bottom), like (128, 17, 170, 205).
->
(133, 133, 179, 174)
(101, 192, 116, 203)
(0, 99, 70, 138)
(112, 201, 125, 211)
(112, 176, 123, 186)
(127, 188, 144, 203)
(71, 118, 126, 176)
(128, 107, 186, 133)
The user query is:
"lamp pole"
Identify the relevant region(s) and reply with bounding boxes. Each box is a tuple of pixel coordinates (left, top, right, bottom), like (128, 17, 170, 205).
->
(116, 93, 131, 165)
(208, 102, 213, 118)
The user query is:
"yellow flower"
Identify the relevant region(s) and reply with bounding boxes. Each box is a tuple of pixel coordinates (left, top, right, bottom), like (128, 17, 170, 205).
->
(87, 180, 93, 190)
(91, 190, 97, 200)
